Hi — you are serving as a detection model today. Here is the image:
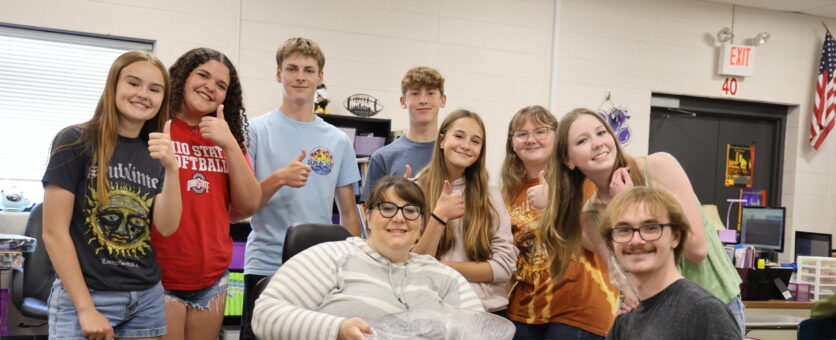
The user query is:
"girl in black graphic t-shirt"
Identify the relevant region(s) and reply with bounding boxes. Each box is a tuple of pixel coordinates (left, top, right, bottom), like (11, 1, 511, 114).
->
(42, 51, 181, 340)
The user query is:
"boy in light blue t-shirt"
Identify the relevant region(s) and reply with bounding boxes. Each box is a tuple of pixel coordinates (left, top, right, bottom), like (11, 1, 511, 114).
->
(360, 66, 446, 202)
(241, 37, 360, 340)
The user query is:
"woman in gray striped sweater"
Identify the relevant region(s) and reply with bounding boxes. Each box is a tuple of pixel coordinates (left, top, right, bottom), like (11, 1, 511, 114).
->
(252, 176, 484, 339)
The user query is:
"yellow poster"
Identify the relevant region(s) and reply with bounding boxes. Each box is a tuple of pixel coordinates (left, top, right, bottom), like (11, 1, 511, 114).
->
(724, 144, 754, 187)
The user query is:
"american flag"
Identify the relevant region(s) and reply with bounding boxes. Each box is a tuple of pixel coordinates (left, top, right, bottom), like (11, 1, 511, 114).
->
(812, 31, 836, 150)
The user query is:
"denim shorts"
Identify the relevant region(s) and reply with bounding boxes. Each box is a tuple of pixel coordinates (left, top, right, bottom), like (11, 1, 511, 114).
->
(726, 294, 745, 339)
(164, 271, 228, 310)
(48, 279, 167, 339)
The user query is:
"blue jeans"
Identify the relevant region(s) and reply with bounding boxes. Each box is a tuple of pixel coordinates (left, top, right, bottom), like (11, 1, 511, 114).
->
(164, 271, 229, 310)
(48, 279, 166, 339)
(512, 321, 603, 340)
(726, 294, 745, 338)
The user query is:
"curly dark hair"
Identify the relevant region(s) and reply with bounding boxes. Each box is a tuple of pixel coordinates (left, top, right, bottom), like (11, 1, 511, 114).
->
(169, 47, 249, 148)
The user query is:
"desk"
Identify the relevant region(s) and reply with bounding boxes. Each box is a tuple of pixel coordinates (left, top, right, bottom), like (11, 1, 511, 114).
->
(744, 300, 813, 310)
(744, 300, 812, 340)
(746, 314, 808, 329)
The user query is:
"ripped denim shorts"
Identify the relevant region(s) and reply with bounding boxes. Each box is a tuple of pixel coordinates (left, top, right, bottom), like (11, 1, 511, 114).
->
(164, 271, 228, 310)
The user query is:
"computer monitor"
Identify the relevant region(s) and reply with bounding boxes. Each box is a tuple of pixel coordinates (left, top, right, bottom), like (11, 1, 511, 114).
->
(740, 207, 785, 252)
(795, 231, 833, 260)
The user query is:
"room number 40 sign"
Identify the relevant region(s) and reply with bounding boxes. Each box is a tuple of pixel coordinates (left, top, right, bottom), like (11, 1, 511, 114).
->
(721, 77, 738, 96)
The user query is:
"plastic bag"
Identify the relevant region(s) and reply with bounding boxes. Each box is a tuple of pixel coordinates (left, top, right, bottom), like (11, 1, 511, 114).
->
(607, 254, 638, 298)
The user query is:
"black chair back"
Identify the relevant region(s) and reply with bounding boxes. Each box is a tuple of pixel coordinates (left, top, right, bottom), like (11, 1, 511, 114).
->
(281, 223, 353, 263)
(12, 202, 55, 319)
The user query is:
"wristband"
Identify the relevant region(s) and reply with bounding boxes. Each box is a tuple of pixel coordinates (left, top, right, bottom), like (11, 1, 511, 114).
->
(431, 213, 448, 226)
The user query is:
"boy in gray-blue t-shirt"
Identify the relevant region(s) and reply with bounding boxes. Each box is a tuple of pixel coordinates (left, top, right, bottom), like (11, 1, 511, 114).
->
(361, 136, 433, 201)
(361, 66, 446, 201)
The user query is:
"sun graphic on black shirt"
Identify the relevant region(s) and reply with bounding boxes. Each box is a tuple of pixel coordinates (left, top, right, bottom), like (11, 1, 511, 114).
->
(84, 183, 153, 258)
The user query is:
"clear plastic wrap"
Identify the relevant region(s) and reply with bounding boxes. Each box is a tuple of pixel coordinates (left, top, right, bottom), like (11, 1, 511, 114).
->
(607, 254, 638, 298)
(607, 253, 643, 314)
(366, 308, 515, 340)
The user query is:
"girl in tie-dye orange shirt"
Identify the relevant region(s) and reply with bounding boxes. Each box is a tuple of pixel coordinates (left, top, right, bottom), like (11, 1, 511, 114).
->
(501, 106, 617, 339)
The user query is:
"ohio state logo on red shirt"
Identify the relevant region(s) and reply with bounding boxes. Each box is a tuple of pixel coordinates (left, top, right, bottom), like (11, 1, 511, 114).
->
(186, 173, 209, 194)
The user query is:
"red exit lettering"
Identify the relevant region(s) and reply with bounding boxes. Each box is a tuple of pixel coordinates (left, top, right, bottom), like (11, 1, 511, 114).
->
(729, 46, 751, 66)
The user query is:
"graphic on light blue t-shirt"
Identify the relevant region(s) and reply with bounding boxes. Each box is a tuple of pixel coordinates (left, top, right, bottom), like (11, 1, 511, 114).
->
(245, 109, 361, 276)
(308, 146, 335, 175)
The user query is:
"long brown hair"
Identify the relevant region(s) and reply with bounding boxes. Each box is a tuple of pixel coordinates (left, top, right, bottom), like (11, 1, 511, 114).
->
(500, 105, 557, 205)
(169, 48, 248, 148)
(55, 51, 170, 204)
(417, 109, 495, 261)
(541, 108, 644, 281)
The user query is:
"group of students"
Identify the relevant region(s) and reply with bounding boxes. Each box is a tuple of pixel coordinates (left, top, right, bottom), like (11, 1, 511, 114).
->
(39, 34, 743, 340)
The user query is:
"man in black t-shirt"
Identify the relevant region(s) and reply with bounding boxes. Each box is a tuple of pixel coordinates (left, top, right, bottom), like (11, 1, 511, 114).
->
(599, 187, 740, 340)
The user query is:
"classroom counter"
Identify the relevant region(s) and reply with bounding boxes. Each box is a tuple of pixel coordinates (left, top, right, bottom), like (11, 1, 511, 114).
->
(744, 300, 812, 340)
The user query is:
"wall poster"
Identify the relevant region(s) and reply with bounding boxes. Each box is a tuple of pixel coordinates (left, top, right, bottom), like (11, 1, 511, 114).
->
(724, 144, 754, 188)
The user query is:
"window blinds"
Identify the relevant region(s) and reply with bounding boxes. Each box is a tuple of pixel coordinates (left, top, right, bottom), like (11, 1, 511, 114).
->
(0, 25, 152, 185)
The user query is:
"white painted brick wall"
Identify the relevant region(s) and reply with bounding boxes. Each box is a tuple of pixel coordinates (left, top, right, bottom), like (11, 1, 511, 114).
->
(1, 0, 834, 259)
(557, 0, 836, 261)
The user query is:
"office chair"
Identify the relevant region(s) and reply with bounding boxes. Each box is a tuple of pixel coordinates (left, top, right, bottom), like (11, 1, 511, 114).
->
(11, 202, 55, 319)
(242, 223, 353, 340)
(797, 317, 836, 339)
(281, 223, 353, 263)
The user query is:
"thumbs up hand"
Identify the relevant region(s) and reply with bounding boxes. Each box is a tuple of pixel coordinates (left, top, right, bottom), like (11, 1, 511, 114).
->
(273, 149, 312, 188)
(149, 119, 178, 170)
(433, 180, 465, 223)
(527, 170, 548, 210)
(403, 164, 413, 179)
(199, 104, 237, 150)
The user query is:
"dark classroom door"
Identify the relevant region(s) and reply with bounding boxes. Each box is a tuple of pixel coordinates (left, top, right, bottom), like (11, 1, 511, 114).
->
(649, 96, 786, 230)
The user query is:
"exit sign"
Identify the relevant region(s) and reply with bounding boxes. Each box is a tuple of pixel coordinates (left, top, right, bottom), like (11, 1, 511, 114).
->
(718, 44, 756, 77)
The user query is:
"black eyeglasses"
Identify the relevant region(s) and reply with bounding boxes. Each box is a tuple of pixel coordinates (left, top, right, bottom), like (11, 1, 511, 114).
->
(511, 126, 554, 141)
(374, 202, 423, 221)
(610, 224, 672, 243)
